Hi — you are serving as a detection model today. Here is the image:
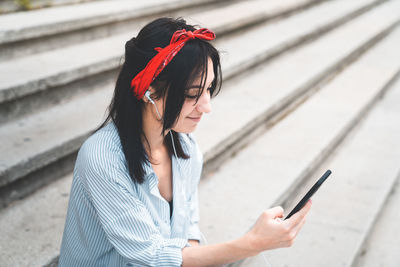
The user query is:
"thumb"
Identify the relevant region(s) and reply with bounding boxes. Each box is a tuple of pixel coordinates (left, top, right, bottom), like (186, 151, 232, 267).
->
(266, 206, 284, 219)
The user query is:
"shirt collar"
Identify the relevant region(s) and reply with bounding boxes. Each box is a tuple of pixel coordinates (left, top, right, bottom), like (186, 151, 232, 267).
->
(143, 133, 191, 197)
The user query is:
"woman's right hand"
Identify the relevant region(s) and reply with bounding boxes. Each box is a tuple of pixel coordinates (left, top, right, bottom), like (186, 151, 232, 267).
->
(245, 199, 312, 254)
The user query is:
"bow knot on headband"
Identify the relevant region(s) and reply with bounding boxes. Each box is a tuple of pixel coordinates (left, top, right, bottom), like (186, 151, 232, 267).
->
(131, 28, 216, 100)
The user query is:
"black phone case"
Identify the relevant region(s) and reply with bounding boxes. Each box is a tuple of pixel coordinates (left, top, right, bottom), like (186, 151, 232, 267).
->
(284, 170, 332, 220)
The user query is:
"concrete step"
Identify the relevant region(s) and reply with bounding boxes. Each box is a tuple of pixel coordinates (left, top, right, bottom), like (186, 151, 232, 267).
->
(201, 0, 384, 82)
(0, 0, 225, 44)
(0, 0, 320, 61)
(0, 0, 231, 61)
(0, 0, 333, 123)
(353, 171, 400, 267)
(0, 172, 73, 266)
(240, 61, 400, 267)
(0, 0, 100, 14)
(1, 0, 399, 207)
(195, 16, 400, 262)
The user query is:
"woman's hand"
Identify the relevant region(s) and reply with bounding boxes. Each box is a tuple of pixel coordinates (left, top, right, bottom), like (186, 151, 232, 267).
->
(245, 199, 312, 254)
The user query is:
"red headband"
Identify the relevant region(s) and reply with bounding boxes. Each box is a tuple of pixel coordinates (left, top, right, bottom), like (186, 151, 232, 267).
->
(130, 28, 216, 100)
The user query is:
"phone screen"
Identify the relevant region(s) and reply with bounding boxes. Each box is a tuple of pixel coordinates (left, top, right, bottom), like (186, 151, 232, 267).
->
(284, 169, 332, 220)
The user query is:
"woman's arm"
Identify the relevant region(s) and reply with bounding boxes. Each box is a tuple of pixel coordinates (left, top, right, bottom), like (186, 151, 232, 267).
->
(182, 234, 255, 267)
(182, 200, 312, 267)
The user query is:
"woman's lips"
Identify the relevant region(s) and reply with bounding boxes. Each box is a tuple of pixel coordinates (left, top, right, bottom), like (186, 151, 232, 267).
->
(187, 116, 201, 122)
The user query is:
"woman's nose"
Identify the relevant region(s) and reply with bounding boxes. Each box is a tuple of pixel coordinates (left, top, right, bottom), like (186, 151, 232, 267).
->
(197, 90, 212, 113)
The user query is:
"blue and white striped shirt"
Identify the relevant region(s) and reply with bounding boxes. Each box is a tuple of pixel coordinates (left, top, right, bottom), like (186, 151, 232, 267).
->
(59, 122, 203, 267)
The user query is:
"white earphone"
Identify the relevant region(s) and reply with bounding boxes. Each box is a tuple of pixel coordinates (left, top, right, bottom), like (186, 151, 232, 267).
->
(145, 90, 162, 120)
(145, 90, 155, 105)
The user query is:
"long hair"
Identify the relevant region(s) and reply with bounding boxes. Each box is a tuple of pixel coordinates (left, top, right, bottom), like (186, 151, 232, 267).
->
(95, 17, 222, 184)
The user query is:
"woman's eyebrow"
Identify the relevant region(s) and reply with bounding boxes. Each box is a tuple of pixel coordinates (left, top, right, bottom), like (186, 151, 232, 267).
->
(188, 77, 215, 89)
(188, 82, 214, 89)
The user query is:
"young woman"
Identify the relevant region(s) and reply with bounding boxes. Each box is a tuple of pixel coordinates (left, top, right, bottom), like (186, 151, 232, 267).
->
(59, 17, 311, 267)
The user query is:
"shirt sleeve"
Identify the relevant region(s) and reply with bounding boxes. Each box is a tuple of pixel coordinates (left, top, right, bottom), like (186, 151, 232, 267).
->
(187, 185, 202, 242)
(78, 138, 187, 267)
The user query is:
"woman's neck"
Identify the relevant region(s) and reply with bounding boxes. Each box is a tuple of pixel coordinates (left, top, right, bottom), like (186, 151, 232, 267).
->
(141, 106, 169, 161)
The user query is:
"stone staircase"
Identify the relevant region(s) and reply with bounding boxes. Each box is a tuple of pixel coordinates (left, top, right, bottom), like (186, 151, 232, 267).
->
(0, 0, 99, 14)
(0, 0, 399, 266)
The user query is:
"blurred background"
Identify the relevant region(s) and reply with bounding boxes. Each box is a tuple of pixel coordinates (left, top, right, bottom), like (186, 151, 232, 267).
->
(0, 0, 399, 266)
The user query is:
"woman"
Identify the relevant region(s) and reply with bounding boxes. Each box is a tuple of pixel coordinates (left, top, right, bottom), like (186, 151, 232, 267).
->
(59, 17, 311, 267)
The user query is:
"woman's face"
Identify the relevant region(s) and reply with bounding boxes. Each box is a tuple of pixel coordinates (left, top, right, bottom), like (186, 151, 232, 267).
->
(172, 57, 214, 133)
(145, 58, 214, 134)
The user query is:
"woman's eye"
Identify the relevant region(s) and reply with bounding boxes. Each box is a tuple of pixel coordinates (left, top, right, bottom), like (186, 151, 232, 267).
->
(185, 87, 212, 99)
(185, 95, 197, 99)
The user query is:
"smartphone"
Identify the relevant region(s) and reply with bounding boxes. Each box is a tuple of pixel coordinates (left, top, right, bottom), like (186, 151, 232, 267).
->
(284, 169, 332, 220)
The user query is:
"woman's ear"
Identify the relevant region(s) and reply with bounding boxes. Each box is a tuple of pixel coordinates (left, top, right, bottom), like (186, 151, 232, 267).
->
(143, 86, 156, 103)
(142, 92, 149, 103)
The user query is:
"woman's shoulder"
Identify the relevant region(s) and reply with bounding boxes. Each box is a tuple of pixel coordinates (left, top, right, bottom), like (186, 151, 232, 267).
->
(74, 123, 135, 197)
(83, 122, 121, 151)
(181, 133, 203, 163)
(76, 122, 125, 171)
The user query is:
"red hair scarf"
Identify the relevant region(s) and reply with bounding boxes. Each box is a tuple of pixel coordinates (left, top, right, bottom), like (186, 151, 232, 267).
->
(131, 28, 216, 100)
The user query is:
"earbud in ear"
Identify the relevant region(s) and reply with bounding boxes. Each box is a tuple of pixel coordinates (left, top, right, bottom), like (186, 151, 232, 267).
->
(144, 90, 162, 120)
(144, 90, 155, 105)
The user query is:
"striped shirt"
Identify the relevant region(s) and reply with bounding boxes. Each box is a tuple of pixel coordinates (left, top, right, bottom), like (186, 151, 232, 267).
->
(59, 122, 203, 267)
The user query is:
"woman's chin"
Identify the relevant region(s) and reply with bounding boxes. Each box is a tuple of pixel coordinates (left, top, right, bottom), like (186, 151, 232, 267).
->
(172, 124, 198, 134)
